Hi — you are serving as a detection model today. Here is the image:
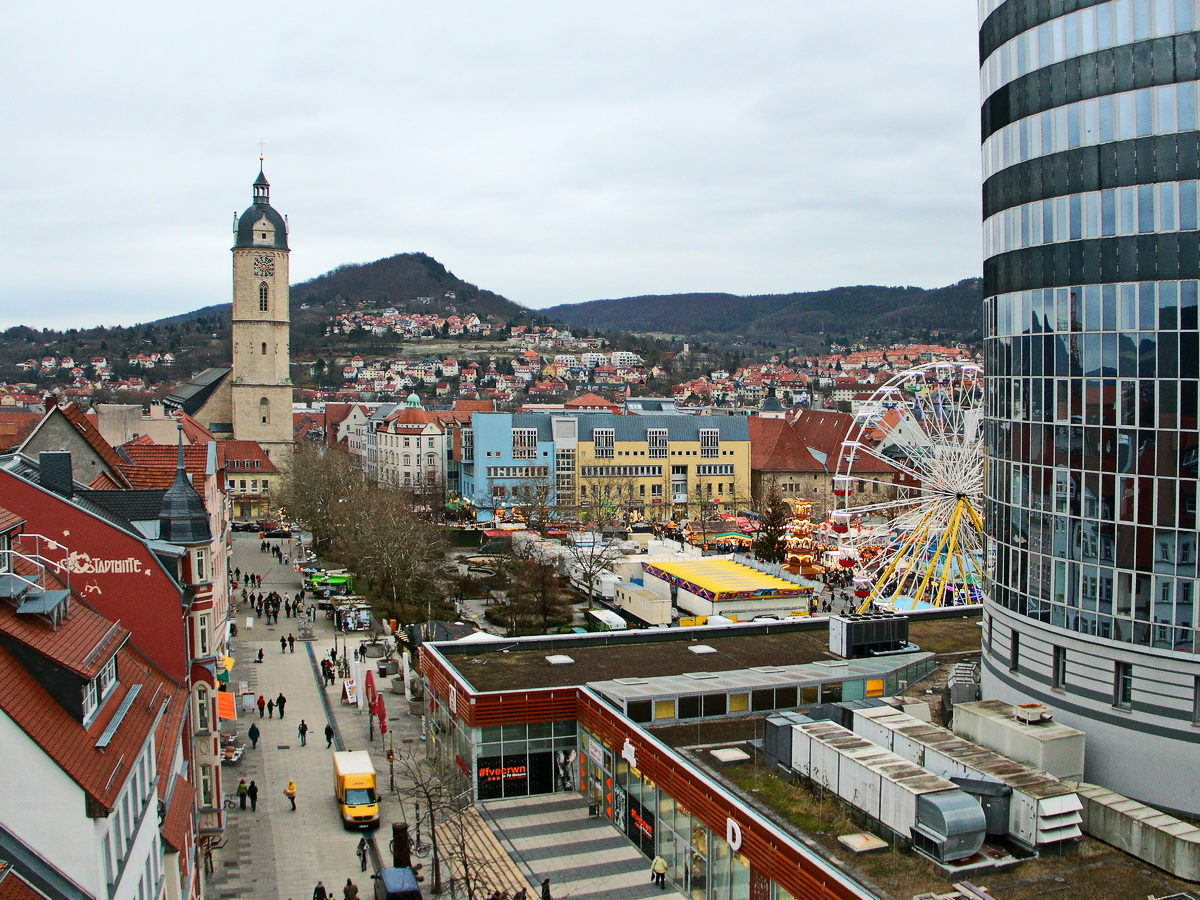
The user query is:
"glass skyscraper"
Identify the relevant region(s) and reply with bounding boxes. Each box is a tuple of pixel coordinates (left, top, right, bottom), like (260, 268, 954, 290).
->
(979, 0, 1200, 812)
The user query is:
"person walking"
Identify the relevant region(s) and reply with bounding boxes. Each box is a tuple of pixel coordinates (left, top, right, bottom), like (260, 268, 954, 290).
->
(236, 779, 248, 810)
(248, 722, 260, 749)
(356, 837, 368, 871)
(342, 878, 359, 899)
(541, 878, 552, 900)
(276, 693, 287, 719)
(267, 699, 275, 718)
(257, 694, 266, 718)
(312, 880, 328, 900)
(325, 723, 335, 748)
(256, 648, 265, 664)
(247, 780, 259, 811)
(280, 635, 287, 654)
(288, 634, 295, 653)
(298, 720, 309, 746)
(651, 855, 668, 888)
(284, 779, 297, 810)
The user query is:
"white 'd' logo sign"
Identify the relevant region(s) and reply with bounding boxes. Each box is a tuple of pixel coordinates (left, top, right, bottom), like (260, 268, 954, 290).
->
(727, 818, 742, 851)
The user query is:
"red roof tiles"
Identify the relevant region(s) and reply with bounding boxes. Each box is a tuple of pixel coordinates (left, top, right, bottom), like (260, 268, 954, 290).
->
(0, 868, 45, 900)
(0, 411, 41, 453)
(747, 418, 825, 473)
(0, 557, 127, 679)
(56, 402, 130, 483)
(0, 629, 185, 811)
(118, 443, 211, 492)
(159, 774, 196, 852)
(218, 441, 278, 474)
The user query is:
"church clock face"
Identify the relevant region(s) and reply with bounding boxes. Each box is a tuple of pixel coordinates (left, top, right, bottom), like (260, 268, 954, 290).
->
(252, 255, 275, 277)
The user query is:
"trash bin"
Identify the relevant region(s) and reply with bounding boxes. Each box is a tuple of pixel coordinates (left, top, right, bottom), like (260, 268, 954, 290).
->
(587, 802, 598, 817)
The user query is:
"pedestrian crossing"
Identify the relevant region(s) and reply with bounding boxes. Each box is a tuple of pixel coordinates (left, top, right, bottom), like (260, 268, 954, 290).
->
(482, 794, 686, 900)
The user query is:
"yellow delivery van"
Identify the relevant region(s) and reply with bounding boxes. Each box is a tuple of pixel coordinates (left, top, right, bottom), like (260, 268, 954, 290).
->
(332, 750, 380, 829)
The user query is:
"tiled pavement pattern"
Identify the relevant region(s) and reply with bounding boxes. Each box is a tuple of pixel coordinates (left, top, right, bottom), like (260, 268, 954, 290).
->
(432, 805, 535, 899)
(481, 795, 686, 900)
(206, 534, 415, 900)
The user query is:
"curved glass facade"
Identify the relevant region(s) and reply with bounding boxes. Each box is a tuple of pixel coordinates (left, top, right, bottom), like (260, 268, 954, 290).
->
(981, 0, 1200, 810)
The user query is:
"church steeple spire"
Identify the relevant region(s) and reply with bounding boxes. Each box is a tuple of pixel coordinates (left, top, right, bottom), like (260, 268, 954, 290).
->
(253, 156, 270, 205)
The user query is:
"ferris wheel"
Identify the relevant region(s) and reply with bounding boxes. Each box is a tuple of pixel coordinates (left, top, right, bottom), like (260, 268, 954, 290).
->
(831, 362, 987, 612)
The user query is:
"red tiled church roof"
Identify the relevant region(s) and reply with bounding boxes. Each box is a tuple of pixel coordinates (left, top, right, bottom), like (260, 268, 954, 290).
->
(747, 418, 825, 473)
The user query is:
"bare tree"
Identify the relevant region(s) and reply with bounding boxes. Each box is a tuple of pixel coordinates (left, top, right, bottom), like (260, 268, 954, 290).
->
(482, 539, 571, 635)
(340, 487, 451, 625)
(562, 536, 626, 610)
(277, 445, 365, 554)
(508, 472, 557, 534)
(511, 540, 571, 631)
(280, 446, 451, 625)
(392, 750, 459, 895)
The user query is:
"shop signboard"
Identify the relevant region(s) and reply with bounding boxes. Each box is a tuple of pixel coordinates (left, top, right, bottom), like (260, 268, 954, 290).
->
(477, 756, 527, 800)
(626, 794, 656, 855)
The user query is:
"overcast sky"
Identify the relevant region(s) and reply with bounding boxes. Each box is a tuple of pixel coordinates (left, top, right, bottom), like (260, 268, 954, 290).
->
(1, 2, 982, 330)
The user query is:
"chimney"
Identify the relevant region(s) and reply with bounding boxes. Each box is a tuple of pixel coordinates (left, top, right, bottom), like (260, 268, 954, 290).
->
(39, 451, 74, 498)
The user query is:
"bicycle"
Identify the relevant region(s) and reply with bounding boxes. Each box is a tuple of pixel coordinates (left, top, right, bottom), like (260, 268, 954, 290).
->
(223, 793, 239, 810)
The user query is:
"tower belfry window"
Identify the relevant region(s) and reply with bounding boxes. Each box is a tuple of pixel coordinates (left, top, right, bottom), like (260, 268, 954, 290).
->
(259, 282, 269, 311)
(261, 342, 267, 355)
(259, 397, 270, 424)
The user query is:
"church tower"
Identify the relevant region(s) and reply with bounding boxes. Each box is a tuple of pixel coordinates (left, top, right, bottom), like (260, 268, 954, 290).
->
(231, 160, 292, 463)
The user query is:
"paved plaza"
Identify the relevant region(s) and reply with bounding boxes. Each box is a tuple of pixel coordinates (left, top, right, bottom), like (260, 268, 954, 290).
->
(206, 532, 684, 900)
(207, 533, 422, 900)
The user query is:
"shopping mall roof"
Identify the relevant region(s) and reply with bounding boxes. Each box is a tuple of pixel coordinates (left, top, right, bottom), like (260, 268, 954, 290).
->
(430, 611, 982, 693)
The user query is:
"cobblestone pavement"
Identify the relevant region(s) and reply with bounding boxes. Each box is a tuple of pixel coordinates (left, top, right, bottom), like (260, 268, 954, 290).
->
(205, 533, 425, 900)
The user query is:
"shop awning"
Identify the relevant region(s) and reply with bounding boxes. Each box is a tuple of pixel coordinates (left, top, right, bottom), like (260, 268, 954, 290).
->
(216, 690, 237, 720)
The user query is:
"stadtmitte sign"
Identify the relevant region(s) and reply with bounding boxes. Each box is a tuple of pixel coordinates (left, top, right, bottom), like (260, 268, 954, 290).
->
(68, 551, 145, 574)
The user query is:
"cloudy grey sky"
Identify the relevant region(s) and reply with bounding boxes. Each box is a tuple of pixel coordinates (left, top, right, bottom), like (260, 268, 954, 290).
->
(1, 2, 982, 330)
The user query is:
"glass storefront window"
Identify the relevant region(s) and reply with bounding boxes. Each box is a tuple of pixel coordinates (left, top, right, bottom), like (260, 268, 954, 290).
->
(711, 835, 730, 900)
(730, 852, 750, 900)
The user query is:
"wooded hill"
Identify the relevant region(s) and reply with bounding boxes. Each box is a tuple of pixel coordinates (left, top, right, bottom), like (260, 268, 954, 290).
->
(1, 255, 983, 388)
(543, 279, 984, 344)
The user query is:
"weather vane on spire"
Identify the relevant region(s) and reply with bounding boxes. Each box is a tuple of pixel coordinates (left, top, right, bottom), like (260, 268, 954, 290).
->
(258, 140, 266, 162)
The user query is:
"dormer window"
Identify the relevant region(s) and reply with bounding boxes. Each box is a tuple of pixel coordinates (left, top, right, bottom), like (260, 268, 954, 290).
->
(82, 657, 118, 724)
